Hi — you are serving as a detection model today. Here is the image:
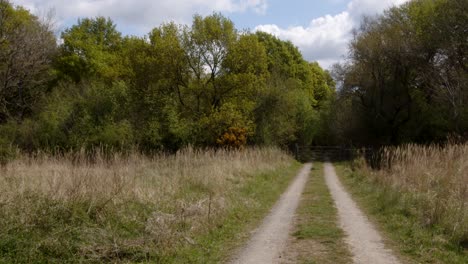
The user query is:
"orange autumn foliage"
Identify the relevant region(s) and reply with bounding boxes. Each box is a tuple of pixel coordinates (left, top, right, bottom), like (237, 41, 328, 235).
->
(216, 127, 248, 148)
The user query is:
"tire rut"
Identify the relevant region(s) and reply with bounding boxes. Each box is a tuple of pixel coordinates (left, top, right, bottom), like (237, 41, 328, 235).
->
(324, 162, 401, 264)
(230, 163, 312, 264)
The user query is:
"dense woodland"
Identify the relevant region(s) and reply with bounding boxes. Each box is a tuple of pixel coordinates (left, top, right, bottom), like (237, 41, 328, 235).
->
(0, 0, 466, 155)
(332, 0, 467, 145)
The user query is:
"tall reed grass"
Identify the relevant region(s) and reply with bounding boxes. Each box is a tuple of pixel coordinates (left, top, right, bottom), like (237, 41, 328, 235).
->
(0, 147, 294, 262)
(358, 144, 468, 244)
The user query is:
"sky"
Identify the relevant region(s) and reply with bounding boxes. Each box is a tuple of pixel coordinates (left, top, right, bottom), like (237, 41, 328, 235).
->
(11, 0, 410, 69)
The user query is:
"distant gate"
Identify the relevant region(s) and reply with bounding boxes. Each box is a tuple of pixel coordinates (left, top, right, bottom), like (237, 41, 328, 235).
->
(294, 145, 374, 163)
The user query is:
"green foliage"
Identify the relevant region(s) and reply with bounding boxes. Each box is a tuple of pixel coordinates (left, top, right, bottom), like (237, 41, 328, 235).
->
(224, 34, 268, 76)
(64, 81, 133, 149)
(250, 32, 336, 146)
(2, 0, 464, 152)
(256, 31, 311, 85)
(0, 7, 335, 152)
(1, 81, 133, 151)
(309, 62, 334, 106)
(57, 17, 125, 82)
(293, 90, 320, 145)
(0, 0, 56, 123)
(253, 81, 298, 146)
(198, 103, 255, 146)
(334, 0, 468, 145)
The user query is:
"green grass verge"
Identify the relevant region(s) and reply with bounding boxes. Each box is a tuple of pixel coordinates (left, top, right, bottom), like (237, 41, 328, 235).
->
(289, 162, 352, 264)
(0, 162, 301, 264)
(334, 163, 468, 264)
(168, 162, 302, 263)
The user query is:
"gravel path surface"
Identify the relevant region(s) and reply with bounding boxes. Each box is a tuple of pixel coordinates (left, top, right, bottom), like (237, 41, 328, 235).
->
(324, 162, 401, 264)
(230, 163, 312, 264)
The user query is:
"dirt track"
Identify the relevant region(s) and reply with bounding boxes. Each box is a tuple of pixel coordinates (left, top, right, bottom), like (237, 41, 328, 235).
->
(230, 162, 401, 264)
(324, 162, 401, 264)
(229, 163, 312, 264)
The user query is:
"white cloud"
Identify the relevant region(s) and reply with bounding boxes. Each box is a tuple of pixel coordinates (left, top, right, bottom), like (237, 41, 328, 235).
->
(347, 0, 410, 19)
(254, 0, 410, 69)
(11, 0, 267, 34)
(256, 12, 352, 66)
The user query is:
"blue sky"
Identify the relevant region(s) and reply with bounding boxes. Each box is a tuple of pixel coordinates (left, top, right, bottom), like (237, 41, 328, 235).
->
(12, 0, 409, 68)
(229, 1, 346, 30)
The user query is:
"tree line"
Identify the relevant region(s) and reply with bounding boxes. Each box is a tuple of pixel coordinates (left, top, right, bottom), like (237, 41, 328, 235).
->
(0, 0, 466, 156)
(0, 0, 334, 153)
(330, 0, 467, 146)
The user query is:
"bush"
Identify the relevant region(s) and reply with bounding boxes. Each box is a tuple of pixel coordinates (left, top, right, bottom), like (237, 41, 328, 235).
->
(198, 103, 255, 147)
(217, 126, 249, 148)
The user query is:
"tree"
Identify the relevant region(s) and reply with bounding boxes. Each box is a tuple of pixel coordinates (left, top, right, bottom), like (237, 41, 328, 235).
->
(255, 31, 311, 85)
(421, 0, 468, 135)
(150, 14, 270, 147)
(252, 32, 336, 146)
(347, 14, 416, 144)
(177, 13, 238, 114)
(56, 17, 124, 82)
(334, 0, 468, 145)
(0, 7, 339, 151)
(123, 23, 191, 150)
(0, 0, 56, 123)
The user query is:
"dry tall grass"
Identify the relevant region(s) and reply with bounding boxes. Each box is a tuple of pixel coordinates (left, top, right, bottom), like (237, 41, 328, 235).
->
(360, 144, 468, 243)
(1, 147, 291, 202)
(0, 147, 294, 262)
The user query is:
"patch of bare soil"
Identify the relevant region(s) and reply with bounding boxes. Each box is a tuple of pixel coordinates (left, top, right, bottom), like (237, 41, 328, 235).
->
(324, 162, 401, 264)
(229, 163, 312, 264)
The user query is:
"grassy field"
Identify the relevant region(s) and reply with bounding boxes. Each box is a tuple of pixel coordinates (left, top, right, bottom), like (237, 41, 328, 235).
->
(0, 147, 300, 263)
(285, 162, 352, 264)
(335, 144, 468, 264)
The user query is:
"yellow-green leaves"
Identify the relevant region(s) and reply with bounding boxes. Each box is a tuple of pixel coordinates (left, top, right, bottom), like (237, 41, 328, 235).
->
(0, 0, 56, 123)
(59, 17, 124, 82)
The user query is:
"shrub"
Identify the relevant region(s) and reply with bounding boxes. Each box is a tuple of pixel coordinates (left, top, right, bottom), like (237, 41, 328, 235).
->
(216, 126, 249, 148)
(198, 103, 255, 147)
